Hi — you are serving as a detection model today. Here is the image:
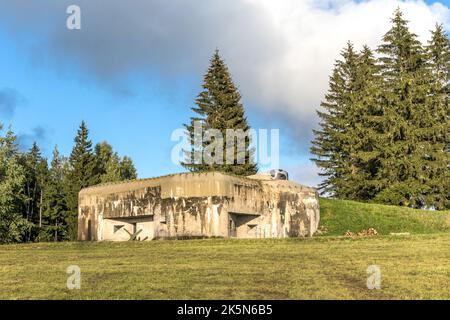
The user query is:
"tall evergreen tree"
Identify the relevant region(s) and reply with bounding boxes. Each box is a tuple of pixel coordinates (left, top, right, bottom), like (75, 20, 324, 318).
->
(0, 125, 29, 243)
(311, 42, 356, 195)
(425, 24, 450, 209)
(21, 142, 48, 241)
(374, 9, 434, 208)
(65, 121, 98, 240)
(311, 42, 381, 198)
(428, 24, 450, 91)
(341, 46, 383, 200)
(40, 146, 69, 241)
(182, 50, 258, 176)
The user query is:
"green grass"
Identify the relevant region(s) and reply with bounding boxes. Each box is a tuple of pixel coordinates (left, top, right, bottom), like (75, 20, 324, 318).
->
(319, 198, 450, 236)
(1, 199, 449, 300)
(1, 234, 449, 300)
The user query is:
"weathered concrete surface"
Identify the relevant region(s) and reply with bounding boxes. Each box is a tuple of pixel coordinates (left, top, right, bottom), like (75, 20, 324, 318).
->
(78, 172, 320, 241)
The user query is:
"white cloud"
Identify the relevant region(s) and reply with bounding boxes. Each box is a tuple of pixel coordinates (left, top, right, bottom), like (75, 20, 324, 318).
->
(235, 0, 449, 122)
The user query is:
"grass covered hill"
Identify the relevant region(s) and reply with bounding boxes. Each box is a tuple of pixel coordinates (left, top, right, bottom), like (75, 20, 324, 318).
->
(319, 198, 450, 236)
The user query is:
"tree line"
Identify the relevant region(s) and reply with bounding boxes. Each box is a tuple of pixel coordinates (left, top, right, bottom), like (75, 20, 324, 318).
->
(2, 8, 446, 246)
(0, 121, 137, 243)
(311, 9, 449, 209)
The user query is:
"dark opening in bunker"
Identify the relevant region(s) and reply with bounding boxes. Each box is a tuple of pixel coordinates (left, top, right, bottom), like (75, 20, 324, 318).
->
(87, 219, 92, 240)
(228, 213, 260, 238)
(113, 225, 124, 233)
(229, 217, 237, 237)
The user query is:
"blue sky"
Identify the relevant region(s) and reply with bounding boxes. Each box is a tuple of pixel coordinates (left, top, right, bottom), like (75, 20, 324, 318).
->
(0, 0, 448, 186)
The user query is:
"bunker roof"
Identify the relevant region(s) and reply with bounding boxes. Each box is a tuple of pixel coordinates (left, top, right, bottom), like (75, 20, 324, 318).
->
(79, 171, 315, 198)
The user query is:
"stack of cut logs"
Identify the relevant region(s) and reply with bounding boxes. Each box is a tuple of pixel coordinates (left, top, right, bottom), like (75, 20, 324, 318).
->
(344, 228, 378, 237)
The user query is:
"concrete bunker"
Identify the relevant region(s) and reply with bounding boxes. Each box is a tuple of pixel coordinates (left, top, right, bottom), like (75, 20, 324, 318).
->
(78, 172, 320, 241)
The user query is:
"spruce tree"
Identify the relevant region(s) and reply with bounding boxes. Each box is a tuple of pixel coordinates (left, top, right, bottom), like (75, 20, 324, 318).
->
(341, 46, 383, 200)
(182, 50, 258, 176)
(21, 142, 49, 241)
(311, 42, 371, 197)
(40, 146, 69, 241)
(375, 9, 433, 208)
(426, 24, 450, 209)
(65, 121, 98, 240)
(0, 125, 29, 243)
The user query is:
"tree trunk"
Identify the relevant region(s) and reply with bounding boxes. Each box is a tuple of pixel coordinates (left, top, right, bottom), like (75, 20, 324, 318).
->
(39, 191, 43, 228)
(54, 220, 58, 242)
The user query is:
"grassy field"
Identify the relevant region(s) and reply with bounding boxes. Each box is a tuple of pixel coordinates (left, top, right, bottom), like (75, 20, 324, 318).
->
(1, 199, 449, 300)
(1, 234, 449, 300)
